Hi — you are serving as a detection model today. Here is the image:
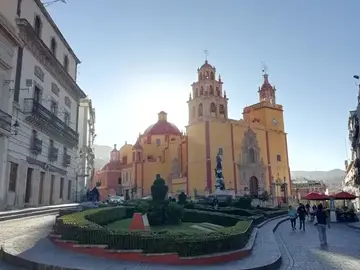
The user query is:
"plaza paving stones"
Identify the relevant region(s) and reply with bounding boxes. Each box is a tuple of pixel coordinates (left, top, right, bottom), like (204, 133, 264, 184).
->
(275, 219, 360, 270)
(3, 213, 360, 269)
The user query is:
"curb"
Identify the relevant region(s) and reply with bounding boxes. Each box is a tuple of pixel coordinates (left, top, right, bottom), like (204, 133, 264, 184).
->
(347, 222, 360, 230)
(0, 204, 80, 222)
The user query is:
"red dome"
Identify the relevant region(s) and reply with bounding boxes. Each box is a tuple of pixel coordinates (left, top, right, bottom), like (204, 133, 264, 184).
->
(101, 161, 121, 171)
(144, 121, 181, 136)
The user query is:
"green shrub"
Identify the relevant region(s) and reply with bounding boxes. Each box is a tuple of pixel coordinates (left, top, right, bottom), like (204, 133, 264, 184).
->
(135, 200, 150, 215)
(178, 192, 187, 205)
(147, 203, 165, 226)
(55, 206, 255, 257)
(166, 202, 184, 224)
(232, 196, 252, 209)
(151, 174, 168, 202)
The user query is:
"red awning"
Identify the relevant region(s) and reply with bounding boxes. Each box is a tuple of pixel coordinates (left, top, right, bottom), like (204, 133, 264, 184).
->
(332, 191, 357, 200)
(303, 192, 330, 200)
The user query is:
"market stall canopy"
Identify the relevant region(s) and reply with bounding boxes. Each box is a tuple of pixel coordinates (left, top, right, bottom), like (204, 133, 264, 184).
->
(332, 191, 357, 200)
(303, 192, 330, 200)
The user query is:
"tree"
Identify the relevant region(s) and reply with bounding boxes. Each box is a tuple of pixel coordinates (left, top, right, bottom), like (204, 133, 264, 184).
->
(150, 174, 168, 202)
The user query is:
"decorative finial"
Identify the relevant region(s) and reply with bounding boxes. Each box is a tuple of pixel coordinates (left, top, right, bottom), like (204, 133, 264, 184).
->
(125, 141, 127, 145)
(204, 49, 209, 61)
(114, 144, 117, 150)
(189, 93, 192, 100)
(218, 74, 221, 81)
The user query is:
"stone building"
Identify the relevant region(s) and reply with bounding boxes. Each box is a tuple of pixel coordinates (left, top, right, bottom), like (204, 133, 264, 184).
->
(0, 0, 87, 209)
(94, 60, 292, 201)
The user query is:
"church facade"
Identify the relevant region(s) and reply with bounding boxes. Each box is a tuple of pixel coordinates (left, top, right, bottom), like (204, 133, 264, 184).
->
(93, 60, 291, 201)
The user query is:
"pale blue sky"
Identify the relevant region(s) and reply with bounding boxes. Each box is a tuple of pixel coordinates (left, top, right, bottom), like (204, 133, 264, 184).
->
(46, 0, 360, 171)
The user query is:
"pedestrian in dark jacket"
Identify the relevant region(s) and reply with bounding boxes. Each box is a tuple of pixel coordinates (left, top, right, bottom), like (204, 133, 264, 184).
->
(297, 203, 307, 231)
(314, 203, 328, 247)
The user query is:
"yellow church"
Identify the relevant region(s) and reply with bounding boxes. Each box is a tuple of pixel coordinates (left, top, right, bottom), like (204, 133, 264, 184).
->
(95, 60, 291, 201)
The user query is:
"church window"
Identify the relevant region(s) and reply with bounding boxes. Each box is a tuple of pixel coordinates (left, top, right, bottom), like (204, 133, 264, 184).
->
(277, 154, 281, 162)
(216, 87, 220, 96)
(195, 88, 198, 97)
(198, 103, 203, 117)
(147, 155, 155, 161)
(205, 90, 208, 96)
(118, 177, 122, 185)
(192, 106, 196, 118)
(136, 152, 141, 161)
(219, 104, 225, 114)
(200, 86, 204, 96)
(249, 148, 256, 163)
(210, 72, 214, 80)
(209, 85, 214, 95)
(146, 135, 151, 144)
(156, 138, 161, 146)
(210, 102, 216, 114)
(199, 73, 203, 80)
(122, 156, 127, 164)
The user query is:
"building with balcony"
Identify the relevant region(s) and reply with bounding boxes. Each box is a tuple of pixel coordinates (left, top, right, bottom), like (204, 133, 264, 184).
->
(291, 177, 328, 201)
(2, 0, 86, 209)
(76, 97, 96, 199)
(0, 1, 22, 209)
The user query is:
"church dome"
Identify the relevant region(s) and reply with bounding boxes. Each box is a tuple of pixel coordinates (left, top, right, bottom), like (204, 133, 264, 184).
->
(143, 111, 181, 136)
(200, 60, 214, 70)
(101, 161, 121, 171)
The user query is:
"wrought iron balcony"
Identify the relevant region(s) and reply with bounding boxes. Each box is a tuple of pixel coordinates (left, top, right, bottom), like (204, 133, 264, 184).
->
(24, 98, 79, 148)
(63, 153, 71, 167)
(30, 137, 42, 155)
(49, 147, 58, 162)
(0, 109, 12, 135)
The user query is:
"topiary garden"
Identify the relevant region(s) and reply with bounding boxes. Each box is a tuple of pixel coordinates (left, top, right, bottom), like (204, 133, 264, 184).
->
(53, 174, 287, 260)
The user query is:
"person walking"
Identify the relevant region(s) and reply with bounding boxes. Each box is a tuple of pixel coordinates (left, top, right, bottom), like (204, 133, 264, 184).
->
(288, 205, 297, 231)
(305, 202, 310, 220)
(297, 203, 307, 231)
(314, 203, 328, 248)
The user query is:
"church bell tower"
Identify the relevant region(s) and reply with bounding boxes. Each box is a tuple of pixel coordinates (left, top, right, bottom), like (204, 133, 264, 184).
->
(187, 59, 228, 125)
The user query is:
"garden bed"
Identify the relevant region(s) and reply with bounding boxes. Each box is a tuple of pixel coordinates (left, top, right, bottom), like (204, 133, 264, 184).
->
(53, 206, 254, 257)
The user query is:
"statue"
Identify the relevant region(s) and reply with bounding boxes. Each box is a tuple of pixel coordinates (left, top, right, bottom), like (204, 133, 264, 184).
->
(214, 149, 225, 191)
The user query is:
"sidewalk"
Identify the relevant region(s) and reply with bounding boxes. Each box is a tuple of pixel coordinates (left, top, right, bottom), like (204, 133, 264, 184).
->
(14, 216, 287, 270)
(0, 204, 79, 217)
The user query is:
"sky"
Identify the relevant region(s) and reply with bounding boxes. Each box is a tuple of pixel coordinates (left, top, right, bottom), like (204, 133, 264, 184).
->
(45, 0, 360, 171)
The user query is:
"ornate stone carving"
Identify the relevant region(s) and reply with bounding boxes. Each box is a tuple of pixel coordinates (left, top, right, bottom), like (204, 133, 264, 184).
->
(170, 158, 180, 178)
(34, 65, 44, 82)
(64, 96, 71, 108)
(238, 129, 267, 195)
(51, 82, 60, 96)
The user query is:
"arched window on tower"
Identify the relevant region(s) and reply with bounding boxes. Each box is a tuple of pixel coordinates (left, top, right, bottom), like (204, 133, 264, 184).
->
(249, 147, 256, 163)
(192, 106, 196, 118)
(34, 15, 42, 37)
(219, 104, 225, 115)
(210, 72, 214, 80)
(195, 88, 198, 97)
(210, 102, 216, 115)
(198, 103, 203, 117)
(209, 85, 214, 96)
(216, 87, 220, 96)
(199, 73, 203, 81)
(200, 86, 204, 96)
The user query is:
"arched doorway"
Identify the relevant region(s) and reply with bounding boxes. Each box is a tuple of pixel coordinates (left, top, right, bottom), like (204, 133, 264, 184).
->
(249, 176, 259, 197)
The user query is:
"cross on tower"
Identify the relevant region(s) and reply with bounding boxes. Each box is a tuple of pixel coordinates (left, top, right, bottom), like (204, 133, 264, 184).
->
(261, 62, 268, 75)
(204, 49, 209, 61)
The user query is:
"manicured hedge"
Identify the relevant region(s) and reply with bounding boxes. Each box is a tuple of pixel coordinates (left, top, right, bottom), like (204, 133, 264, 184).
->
(54, 206, 254, 257)
(189, 204, 287, 221)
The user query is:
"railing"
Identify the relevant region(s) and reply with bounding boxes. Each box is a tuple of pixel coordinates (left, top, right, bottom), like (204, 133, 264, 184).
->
(63, 153, 71, 166)
(30, 137, 42, 154)
(0, 109, 12, 133)
(24, 98, 79, 147)
(49, 147, 58, 161)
